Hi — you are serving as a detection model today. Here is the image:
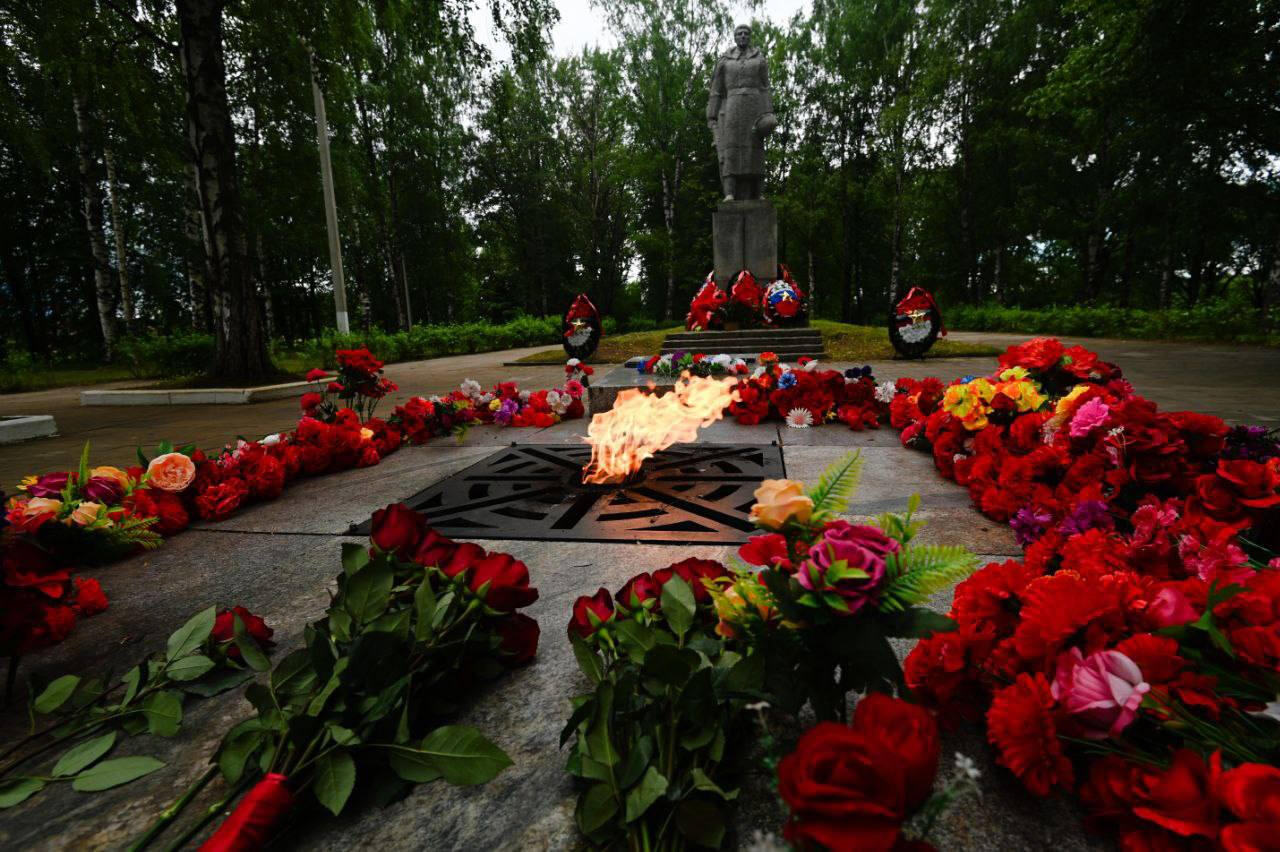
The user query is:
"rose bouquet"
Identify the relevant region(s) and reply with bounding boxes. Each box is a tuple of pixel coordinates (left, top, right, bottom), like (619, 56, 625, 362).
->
(712, 452, 979, 721)
(0, 604, 274, 812)
(299, 347, 398, 423)
(142, 504, 539, 850)
(563, 560, 763, 850)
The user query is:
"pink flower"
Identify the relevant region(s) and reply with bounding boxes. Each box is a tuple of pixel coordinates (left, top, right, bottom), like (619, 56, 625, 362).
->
(1149, 587, 1197, 627)
(797, 521, 897, 614)
(1179, 536, 1254, 584)
(1068, 397, 1110, 438)
(1051, 648, 1149, 739)
(564, 379, 585, 399)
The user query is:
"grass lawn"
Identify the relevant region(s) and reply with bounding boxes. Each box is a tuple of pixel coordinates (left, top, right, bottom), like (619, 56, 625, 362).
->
(510, 320, 1003, 365)
(0, 364, 138, 395)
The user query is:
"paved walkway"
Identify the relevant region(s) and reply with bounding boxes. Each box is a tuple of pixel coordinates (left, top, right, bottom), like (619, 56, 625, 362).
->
(3, 332, 1277, 489)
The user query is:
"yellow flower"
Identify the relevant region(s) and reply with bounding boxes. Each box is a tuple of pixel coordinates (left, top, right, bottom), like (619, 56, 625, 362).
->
(69, 501, 104, 527)
(90, 465, 131, 488)
(998, 366, 1030, 382)
(360, 427, 375, 443)
(1054, 384, 1091, 418)
(489, 398, 502, 411)
(18, 475, 37, 492)
(749, 479, 813, 529)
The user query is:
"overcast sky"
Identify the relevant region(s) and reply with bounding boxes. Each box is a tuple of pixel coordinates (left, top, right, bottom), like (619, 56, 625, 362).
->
(473, 0, 812, 61)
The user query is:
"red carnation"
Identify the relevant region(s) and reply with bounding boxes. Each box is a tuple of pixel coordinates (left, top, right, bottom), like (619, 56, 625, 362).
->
(300, 391, 322, 412)
(124, 487, 190, 536)
(986, 673, 1073, 796)
(194, 478, 249, 522)
(72, 577, 109, 616)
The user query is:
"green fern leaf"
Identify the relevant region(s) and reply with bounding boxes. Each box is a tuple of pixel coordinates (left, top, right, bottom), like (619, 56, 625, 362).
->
(877, 544, 980, 612)
(807, 451, 863, 517)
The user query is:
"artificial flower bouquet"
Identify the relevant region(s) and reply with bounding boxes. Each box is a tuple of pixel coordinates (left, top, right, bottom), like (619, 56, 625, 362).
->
(636, 351, 750, 378)
(181, 504, 537, 850)
(566, 358, 594, 386)
(713, 452, 979, 722)
(563, 558, 763, 851)
(299, 346, 398, 423)
(728, 355, 891, 431)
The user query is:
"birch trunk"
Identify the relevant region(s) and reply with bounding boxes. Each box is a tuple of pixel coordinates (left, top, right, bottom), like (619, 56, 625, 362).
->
(104, 147, 134, 333)
(176, 0, 270, 380)
(72, 92, 117, 359)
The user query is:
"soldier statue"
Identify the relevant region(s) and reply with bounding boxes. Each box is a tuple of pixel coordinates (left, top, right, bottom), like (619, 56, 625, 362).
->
(706, 24, 777, 202)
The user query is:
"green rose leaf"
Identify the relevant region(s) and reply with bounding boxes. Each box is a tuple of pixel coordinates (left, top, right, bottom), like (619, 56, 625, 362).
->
(689, 767, 738, 801)
(0, 778, 45, 808)
(412, 725, 513, 786)
(72, 756, 165, 792)
(341, 541, 370, 576)
(387, 747, 444, 784)
(180, 668, 254, 698)
(142, 690, 183, 737)
(314, 750, 356, 816)
(165, 655, 216, 682)
(623, 766, 668, 822)
(576, 783, 619, 835)
(52, 732, 117, 777)
(570, 634, 603, 684)
(233, 615, 271, 672)
(343, 562, 393, 624)
(660, 576, 696, 638)
(165, 606, 216, 662)
(33, 675, 80, 715)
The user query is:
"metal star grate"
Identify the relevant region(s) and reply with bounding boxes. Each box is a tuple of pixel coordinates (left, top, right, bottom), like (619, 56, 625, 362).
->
(350, 443, 785, 545)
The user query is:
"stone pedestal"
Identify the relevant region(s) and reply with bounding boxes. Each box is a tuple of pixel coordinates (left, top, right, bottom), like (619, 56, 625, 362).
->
(712, 199, 776, 288)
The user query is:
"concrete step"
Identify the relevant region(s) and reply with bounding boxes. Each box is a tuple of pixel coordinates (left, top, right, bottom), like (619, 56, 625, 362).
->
(657, 347, 827, 359)
(663, 329, 819, 341)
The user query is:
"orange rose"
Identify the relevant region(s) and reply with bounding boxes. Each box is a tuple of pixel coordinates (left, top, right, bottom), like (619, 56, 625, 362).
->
(146, 452, 196, 492)
(25, 496, 64, 516)
(69, 501, 105, 527)
(749, 479, 813, 529)
(90, 465, 131, 488)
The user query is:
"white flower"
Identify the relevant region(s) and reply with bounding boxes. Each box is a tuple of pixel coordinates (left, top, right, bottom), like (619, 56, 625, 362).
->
(428, 394, 443, 404)
(875, 380, 897, 404)
(519, 390, 531, 402)
(1249, 698, 1280, 724)
(786, 408, 814, 428)
(566, 357, 581, 367)
(745, 700, 772, 711)
(802, 359, 818, 372)
(546, 389, 561, 407)
(478, 392, 495, 405)
(751, 366, 766, 380)
(711, 353, 733, 368)
(460, 378, 482, 398)
(954, 752, 981, 781)
(742, 830, 788, 852)
(261, 433, 282, 446)
(778, 362, 791, 373)
(1041, 421, 1059, 444)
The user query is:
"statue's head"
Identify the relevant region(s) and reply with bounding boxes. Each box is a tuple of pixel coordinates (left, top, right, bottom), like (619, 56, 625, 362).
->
(733, 24, 751, 49)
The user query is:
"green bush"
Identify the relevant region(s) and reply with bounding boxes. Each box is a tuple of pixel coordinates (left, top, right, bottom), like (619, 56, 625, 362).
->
(116, 332, 217, 378)
(948, 302, 1278, 345)
(293, 315, 563, 369)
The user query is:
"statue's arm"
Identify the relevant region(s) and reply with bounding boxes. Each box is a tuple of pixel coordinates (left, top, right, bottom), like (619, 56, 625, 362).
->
(760, 56, 775, 117)
(706, 58, 725, 125)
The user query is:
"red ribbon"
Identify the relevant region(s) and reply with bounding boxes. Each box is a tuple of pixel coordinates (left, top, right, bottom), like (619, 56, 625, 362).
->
(200, 773, 295, 852)
(895, 286, 946, 336)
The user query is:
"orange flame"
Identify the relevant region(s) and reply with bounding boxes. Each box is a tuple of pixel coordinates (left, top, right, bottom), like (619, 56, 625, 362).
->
(583, 374, 740, 484)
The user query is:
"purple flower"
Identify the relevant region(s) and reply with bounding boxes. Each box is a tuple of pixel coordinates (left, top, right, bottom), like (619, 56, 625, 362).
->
(493, 397, 520, 426)
(797, 520, 897, 615)
(82, 476, 124, 505)
(28, 472, 70, 498)
(1057, 500, 1114, 537)
(1010, 505, 1053, 547)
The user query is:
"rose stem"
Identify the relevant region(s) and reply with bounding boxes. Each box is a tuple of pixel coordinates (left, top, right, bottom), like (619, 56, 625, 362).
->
(162, 775, 255, 852)
(126, 765, 219, 852)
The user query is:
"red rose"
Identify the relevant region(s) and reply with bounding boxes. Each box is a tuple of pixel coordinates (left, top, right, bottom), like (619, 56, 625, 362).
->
(654, 558, 727, 603)
(1218, 459, 1280, 508)
(73, 577, 109, 616)
(305, 367, 328, 382)
(441, 542, 486, 579)
(1219, 762, 1280, 851)
(568, 588, 614, 638)
(851, 693, 940, 806)
(212, 606, 275, 657)
(413, 529, 458, 569)
(778, 711, 932, 852)
(468, 552, 538, 612)
(369, 503, 426, 558)
(739, 533, 793, 570)
(194, 478, 249, 522)
(616, 572, 661, 608)
(495, 613, 540, 667)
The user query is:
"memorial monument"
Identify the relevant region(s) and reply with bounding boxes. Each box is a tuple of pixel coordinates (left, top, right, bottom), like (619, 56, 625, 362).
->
(707, 24, 778, 289)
